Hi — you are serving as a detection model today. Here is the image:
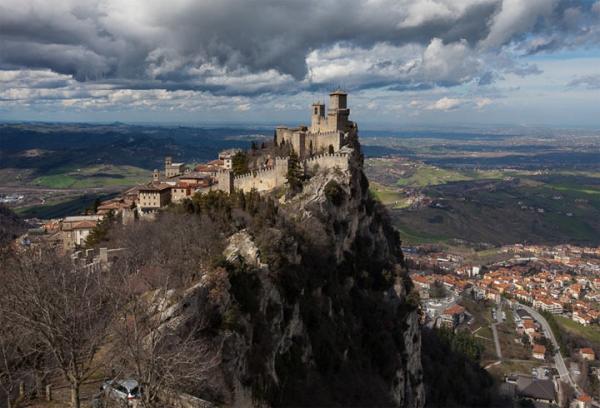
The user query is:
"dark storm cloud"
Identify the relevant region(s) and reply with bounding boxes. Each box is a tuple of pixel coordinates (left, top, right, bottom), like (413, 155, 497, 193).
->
(0, 0, 598, 95)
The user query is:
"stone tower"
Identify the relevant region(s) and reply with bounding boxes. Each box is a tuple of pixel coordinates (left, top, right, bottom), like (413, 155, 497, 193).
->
(164, 156, 172, 173)
(310, 102, 326, 133)
(216, 170, 234, 194)
(153, 169, 160, 182)
(327, 90, 350, 132)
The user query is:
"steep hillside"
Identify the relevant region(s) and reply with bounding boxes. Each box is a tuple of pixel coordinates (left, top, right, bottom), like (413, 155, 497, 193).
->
(127, 147, 425, 407)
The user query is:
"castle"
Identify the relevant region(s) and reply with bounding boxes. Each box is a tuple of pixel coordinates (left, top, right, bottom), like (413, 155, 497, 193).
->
(215, 90, 356, 194)
(99, 92, 356, 217)
(274, 90, 357, 158)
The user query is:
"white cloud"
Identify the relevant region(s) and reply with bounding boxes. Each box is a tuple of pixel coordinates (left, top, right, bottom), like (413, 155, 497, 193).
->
(475, 97, 493, 109)
(426, 97, 463, 110)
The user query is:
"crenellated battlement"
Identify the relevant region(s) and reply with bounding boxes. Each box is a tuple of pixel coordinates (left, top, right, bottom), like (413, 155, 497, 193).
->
(228, 153, 349, 194)
(234, 167, 274, 181)
(233, 157, 289, 181)
(306, 130, 341, 138)
(304, 151, 349, 164)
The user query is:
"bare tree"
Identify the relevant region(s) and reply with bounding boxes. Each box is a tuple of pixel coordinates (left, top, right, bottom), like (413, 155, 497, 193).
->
(0, 317, 23, 408)
(108, 259, 223, 407)
(0, 249, 114, 408)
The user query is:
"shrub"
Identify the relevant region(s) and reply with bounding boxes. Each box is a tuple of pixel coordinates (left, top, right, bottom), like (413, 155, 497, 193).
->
(324, 180, 345, 206)
(221, 304, 241, 331)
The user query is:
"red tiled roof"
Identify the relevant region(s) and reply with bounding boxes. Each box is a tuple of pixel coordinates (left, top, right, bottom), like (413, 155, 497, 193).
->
(578, 394, 592, 402)
(533, 344, 546, 354)
(443, 304, 465, 315)
(72, 220, 98, 230)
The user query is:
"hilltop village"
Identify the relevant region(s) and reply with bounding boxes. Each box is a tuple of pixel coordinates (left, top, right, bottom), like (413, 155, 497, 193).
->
(17, 91, 357, 252)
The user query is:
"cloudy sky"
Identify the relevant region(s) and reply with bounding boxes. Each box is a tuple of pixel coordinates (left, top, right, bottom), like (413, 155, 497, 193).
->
(1, 0, 599, 128)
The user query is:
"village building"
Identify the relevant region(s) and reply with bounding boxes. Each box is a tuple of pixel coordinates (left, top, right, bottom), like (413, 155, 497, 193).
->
(218, 149, 241, 170)
(532, 344, 546, 360)
(576, 394, 593, 408)
(138, 183, 172, 210)
(164, 156, 186, 178)
(440, 304, 465, 328)
(579, 348, 596, 361)
(513, 376, 556, 405)
(61, 215, 103, 250)
(572, 311, 595, 326)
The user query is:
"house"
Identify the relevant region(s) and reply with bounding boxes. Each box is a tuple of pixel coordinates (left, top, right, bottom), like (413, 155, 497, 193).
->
(171, 183, 194, 203)
(579, 348, 596, 361)
(572, 311, 595, 326)
(61, 215, 103, 250)
(440, 304, 465, 328)
(575, 394, 592, 408)
(164, 156, 186, 178)
(486, 289, 500, 302)
(515, 376, 556, 404)
(218, 149, 242, 170)
(523, 319, 536, 335)
(532, 344, 546, 360)
(533, 297, 563, 314)
(411, 274, 431, 290)
(138, 183, 172, 209)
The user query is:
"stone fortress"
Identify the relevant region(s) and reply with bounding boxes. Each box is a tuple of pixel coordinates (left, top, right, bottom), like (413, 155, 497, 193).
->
(275, 90, 355, 158)
(94, 91, 357, 217)
(217, 89, 356, 194)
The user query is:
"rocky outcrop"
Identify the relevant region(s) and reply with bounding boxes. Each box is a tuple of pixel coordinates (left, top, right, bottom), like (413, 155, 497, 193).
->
(163, 147, 424, 407)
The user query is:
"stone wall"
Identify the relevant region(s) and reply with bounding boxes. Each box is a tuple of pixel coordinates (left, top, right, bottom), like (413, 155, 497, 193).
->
(233, 157, 288, 193)
(303, 152, 350, 176)
(211, 153, 350, 195)
(215, 169, 234, 194)
(305, 130, 343, 154)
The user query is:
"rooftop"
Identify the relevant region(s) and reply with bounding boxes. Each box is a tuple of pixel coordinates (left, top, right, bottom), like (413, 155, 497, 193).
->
(516, 376, 555, 402)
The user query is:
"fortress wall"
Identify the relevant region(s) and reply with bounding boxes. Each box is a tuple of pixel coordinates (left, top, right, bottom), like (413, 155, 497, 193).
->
(233, 157, 288, 193)
(216, 170, 234, 194)
(303, 152, 350, 175)
(314, 131, 343, 152)
(276, 128, 295, 145)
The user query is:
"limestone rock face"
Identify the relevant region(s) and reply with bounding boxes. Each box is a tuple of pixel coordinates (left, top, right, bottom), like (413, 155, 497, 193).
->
(165, 149, 424, 407)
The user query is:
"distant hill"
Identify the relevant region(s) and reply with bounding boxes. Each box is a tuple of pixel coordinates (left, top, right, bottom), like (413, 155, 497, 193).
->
(0, 123, 270, 174)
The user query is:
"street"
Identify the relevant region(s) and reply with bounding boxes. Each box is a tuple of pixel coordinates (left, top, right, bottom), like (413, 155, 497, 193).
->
(491, 299, 503, 360)
(517, 303, 576, 390)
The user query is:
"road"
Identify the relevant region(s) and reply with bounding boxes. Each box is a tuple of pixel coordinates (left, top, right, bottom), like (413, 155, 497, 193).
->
(517, 303, 575, 390)
(491, 300, 503, 360)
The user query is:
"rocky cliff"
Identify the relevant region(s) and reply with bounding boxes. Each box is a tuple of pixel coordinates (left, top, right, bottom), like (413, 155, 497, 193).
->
(157, 147, 424, 407)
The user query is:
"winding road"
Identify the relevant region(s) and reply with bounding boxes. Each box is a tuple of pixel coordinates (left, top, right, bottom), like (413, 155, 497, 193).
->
(516, 303, 575, 389)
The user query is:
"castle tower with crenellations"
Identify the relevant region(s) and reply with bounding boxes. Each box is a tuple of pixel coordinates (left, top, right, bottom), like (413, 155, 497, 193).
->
(275, 90, 356, 159)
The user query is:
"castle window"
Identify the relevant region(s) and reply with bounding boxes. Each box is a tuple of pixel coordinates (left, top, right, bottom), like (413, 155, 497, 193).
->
(314, 107, 318, 115)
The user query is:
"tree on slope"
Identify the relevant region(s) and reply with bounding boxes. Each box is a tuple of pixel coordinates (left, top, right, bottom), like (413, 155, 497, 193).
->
(0, 249, 114, 408)
(286, 150, 303, 194)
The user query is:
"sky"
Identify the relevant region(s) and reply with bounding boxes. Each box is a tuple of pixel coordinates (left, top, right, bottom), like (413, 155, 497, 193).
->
(0, 0, 599, 128)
